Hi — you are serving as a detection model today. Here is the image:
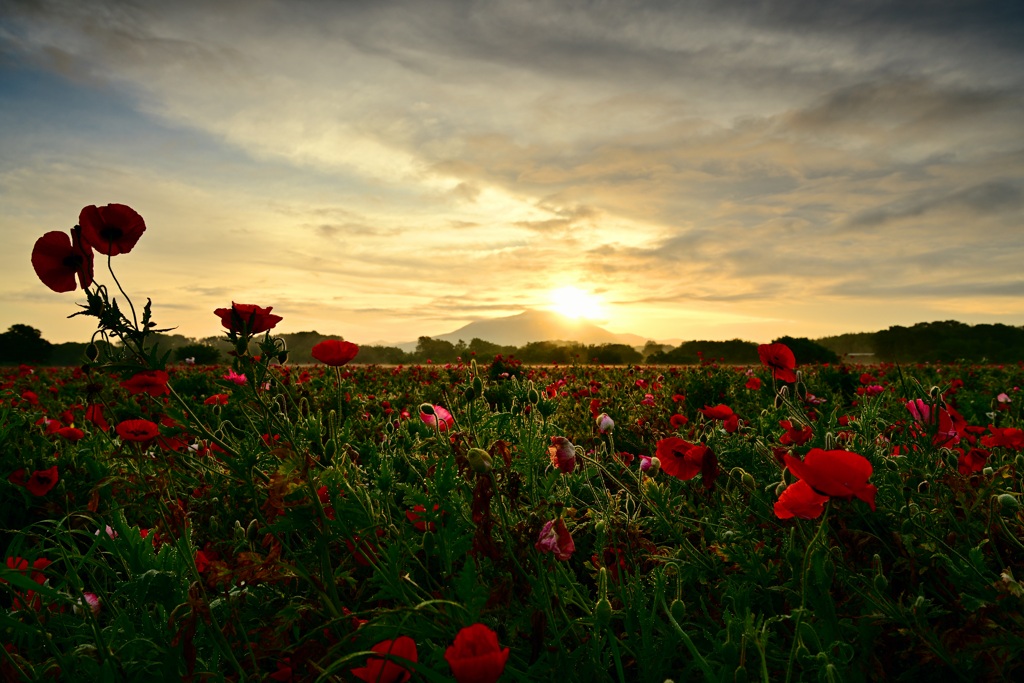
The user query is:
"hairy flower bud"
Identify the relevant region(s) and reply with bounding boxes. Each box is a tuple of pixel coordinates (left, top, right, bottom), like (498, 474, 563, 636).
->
(467, 447, 493, 474)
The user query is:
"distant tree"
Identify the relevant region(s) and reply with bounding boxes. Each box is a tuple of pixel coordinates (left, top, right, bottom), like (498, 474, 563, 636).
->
(591, 343, 643, 365)
(356, 345, 410, 364)
(175, 343, 221, 365)
(773, 336, 839, 364)
(468, 338, 508, 358)
(414, 336, 459, 363)
(0, 324, 53, 364)
(642, 340, 667, 360)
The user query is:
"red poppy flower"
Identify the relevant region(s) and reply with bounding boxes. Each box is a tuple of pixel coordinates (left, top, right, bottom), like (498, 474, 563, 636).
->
(783, 449, 877, 511)
(982, 425, 1024, 451)
(669, 413, 688, 429)
(79, 203, 146, 256)
(351, 636, 418, 683)
(745, 376, 762, 390)
(758, 343, 797, 383)
(25, 465, 59, 496)
(214, 303, 283, 335)
(655, 436, 717, 483)
(445, 623, 510, 683)
(957, 448, 990, 476)
(116, 418, 160, 442)
(774, 480, 829, 520)
(535, 518, 575, 560)
(311, 339, 359, 366)
(31, 227, 94, 293)
(779, 420, 813, 447)
(204, 393, 229, 405)
(55, 426, 85, 441)
(120, 370, 170, 396)
(85, 404, 109, 431)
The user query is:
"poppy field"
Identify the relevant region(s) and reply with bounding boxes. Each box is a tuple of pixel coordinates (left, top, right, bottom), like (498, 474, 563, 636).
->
(4, 205, 1024, 682)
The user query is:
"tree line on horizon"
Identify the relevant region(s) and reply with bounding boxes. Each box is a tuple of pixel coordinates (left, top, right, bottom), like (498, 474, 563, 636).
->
(2, 320, 1023, 367)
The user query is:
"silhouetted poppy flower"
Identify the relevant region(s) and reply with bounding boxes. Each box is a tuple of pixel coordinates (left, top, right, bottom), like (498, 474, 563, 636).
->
(535, 518, 575, 560)
(312, 339, 359, 366)
(25, 466, 59, 497)
(783, 449, 877, 511)
(351, 636, 417, 683)
(120, 370, 170, 396)
(758, 343, 797, 383)
(214, 303, 283, 334)
(79, 203, 146, 256)
(774, 479, 829, 520)
(116, 418, 160, 443)
(445, 623, 510, 683)
(548, 436, 577, 473)
(31, 227, 94, 293)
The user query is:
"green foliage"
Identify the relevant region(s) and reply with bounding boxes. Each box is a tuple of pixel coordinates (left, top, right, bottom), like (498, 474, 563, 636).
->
(174, 342, 221, 365)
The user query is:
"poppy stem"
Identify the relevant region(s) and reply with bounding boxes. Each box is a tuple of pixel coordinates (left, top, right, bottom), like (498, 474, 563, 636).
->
(106, 252, 139, 330)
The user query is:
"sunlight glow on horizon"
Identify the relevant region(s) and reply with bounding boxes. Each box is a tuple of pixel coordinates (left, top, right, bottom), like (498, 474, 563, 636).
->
(548, 286, 606, 321)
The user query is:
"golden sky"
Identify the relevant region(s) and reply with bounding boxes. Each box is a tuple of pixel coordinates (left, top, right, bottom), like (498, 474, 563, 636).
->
(2, 0, 1023, 345)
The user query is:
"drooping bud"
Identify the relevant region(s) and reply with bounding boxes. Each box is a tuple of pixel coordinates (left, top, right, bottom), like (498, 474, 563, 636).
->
(548, 436, 577, 474)
(596, 413, 614, 434)
(85, 342, 100, 362)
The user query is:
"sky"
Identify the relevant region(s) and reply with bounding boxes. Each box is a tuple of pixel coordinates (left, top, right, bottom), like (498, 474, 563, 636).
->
(2, 0, 1023, 346)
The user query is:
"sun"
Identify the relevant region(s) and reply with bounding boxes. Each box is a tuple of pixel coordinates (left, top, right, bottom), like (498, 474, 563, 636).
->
(548, 286, 606, 321)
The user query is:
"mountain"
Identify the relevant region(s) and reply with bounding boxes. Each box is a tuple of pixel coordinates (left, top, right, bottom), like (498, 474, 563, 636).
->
(420, 309, 650, 348)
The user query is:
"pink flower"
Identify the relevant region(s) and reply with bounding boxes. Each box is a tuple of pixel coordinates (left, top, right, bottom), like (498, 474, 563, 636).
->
(548, 436, 577, 474)
(223, 369, 247, 385)
(596, 413, 614, 434)
(535, 518, 575, 560)
(420, 404, 454, 432)
(906, 399, 931, 424)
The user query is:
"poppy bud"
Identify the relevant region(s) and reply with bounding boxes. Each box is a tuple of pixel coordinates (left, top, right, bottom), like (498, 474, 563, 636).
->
(594, 597, 612, 626)
(246, 519, 259, 542)
(419, 403, 436, 417)
(670, 598, 686, 623)
(463, 385, 476, 401)
(647, 456, 661, 476)
(997, 493, 1020, 510)
(467, 447, 493, 473)
(233, 520, 245, 541)
(527, 387, 540, 405)
(472, 376, 483, 394)
(85, 342, 100, 362)
(277, 350, 289, 365)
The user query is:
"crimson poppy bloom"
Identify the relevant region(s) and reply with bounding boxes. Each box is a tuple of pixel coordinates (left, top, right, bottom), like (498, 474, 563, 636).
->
(31, 227, 94, 293)
(669, 413, 688, 429)
(120, 370, 170, 396)
(957, 448, 990, 476)
(445, 623, 510, 683)
(548, 436, 577, 473)
(55, 426, 85, 441)
(779, 420, 813, 447)
(982, 425, 1024, 451)
(758, 343, 797, 383)
(783, 449, 877, 511)
(214, 303, 283, 334)
(79, 203, 146, 256)
(351, 636, 417, 683)
(204, 393, 229, 405)
(85, 404, 109, 431)
(655, 437, 702, 480)
(116, 418, 160, 443)
(745, 376, 762, 390)
(535, 518, 575, 560)
(312, 339, 359, 366)
(774, 479, 829, 520)
(25, 466, 59, 497)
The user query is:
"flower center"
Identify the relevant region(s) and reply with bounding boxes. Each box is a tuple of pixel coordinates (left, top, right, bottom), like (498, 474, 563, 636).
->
(100, 226, 123, 242)
(62, 254, 83, 269)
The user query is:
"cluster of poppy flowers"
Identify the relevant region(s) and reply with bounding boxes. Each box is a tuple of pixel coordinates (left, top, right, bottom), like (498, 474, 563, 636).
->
(31, 204, 146, 293)
(350, 623, 509, 683)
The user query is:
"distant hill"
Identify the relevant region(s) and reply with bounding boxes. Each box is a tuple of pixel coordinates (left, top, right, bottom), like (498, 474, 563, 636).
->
(424, 309, 649, 349)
